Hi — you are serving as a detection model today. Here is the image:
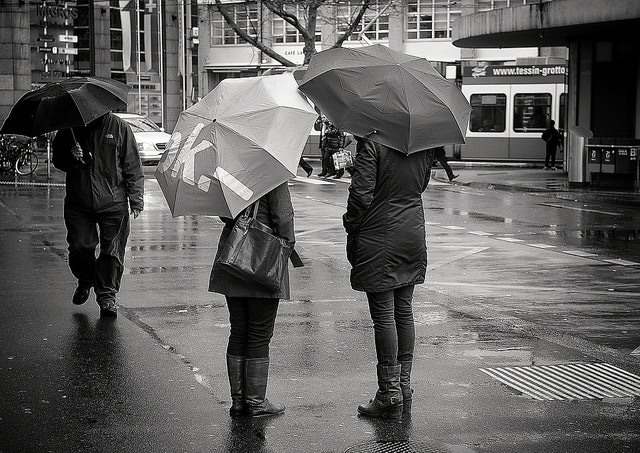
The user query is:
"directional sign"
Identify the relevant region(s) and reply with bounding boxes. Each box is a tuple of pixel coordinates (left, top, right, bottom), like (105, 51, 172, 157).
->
(59, 35, 78, 43)
(37, 35, 55, 42)
(53, 47, 78, 55)
(38, 47, 53, 53)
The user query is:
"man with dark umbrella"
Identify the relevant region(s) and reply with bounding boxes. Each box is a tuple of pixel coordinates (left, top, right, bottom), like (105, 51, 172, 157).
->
(52, 111, 144, 317)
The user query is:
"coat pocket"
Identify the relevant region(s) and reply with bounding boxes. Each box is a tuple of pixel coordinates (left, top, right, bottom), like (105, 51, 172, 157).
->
(346, 233, 358, 266)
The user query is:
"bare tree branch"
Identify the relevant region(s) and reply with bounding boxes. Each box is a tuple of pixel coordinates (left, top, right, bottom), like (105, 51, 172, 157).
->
(211, 0, 386, 67)
(213, 0, 296, 67)
(334, 0, 373, 48)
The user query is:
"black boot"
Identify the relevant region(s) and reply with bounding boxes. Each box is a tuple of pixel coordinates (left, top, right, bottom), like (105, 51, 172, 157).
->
(227, 354, 246, 416)
(399, 360, 413, 411)
(245, 357, 285, 417)
(358, 364, 403, 419)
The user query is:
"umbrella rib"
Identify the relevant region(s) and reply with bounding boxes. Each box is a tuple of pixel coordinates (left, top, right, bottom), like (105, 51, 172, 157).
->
(400, 65, 467, 144)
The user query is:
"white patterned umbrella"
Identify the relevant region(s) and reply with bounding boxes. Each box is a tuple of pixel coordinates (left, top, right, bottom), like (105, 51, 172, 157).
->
(155, 73, 317, 217)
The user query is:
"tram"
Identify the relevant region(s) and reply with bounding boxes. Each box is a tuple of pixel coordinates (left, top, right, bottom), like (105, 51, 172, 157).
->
(457, 64, 567, 162)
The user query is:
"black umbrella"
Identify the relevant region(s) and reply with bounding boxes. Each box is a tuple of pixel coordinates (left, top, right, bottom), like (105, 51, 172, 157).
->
(0, 76, 131, 138)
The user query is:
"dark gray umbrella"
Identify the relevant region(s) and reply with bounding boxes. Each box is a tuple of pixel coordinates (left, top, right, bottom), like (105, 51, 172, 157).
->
(298, 44, 471, 154)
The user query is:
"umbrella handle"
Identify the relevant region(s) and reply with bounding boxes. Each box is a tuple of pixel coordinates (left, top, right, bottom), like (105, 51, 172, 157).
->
(69, 128, 92, 165)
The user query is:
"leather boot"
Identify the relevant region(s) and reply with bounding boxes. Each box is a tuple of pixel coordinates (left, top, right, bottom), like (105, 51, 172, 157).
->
(399, 360, 413, 411)
(227, 354, 246, 416)
(399, 360, 413, 401)
(358, 364, 403, 419)
(244, 357, 285, 417)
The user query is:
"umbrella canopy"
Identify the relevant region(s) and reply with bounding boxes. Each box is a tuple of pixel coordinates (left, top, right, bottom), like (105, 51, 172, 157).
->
(0, 76, 130, 137)
(298, 44, 471, 154)
(155, 73, 317, 218)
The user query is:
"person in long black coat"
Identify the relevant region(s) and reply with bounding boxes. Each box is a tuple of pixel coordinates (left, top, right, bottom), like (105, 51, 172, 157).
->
(209, 182, 294, 417)
(343, 137, 431, 418)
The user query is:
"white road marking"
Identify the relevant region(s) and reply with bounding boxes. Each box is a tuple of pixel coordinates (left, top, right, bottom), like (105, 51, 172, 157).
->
(540, 203, 622, 216)
(528, 243, 557, 249)
(603, 258, 640, 266)
(292, 176, 333, 185)
(469, 231, 493, 236)
(563, 250, 599, 258)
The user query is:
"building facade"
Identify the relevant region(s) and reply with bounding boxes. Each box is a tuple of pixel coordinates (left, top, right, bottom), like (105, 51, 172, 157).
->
(196, 0, 560, 95)
(1, 0, 565, 135)
(0, 0, 193, 132)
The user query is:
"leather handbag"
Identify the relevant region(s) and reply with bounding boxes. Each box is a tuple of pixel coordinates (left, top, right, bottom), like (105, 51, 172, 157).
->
(217, 200, 294, 292)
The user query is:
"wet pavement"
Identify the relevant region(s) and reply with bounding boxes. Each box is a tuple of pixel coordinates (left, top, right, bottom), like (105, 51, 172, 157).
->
(1, 159, 639, 452)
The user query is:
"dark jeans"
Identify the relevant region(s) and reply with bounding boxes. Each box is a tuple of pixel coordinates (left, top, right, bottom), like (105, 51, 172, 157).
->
(321, 147, 337, 176)
(226, 296, 279, 358)
(434, 155, 456, 180)
(366, 285, 416, 367)
(64, 205, 130, 303)
(545, 144, 557, 168)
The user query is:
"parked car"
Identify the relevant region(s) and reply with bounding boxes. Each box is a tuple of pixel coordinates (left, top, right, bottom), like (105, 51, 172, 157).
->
(114, 113, 170, 165)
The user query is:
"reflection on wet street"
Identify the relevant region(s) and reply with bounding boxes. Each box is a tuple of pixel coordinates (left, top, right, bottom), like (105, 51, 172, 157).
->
(2, 166, 640, 452)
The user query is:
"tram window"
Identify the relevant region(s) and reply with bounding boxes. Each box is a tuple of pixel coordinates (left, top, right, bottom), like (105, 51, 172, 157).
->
(514, 93, 551, 132)
(469, 93, 506, 132)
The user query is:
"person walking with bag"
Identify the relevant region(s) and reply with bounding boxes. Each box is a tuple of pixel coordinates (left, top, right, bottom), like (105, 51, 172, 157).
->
(343, 136, 431, 419)
(209, 182, 295, 417)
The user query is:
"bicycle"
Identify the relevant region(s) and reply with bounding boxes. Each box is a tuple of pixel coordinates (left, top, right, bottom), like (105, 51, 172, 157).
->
(0, 135, 38, 176)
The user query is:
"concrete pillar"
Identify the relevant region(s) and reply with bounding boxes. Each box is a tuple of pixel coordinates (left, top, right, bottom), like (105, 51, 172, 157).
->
(0, 5, 31, 124)
(388, 3, 404, 52)
(92, 2, 111, 78)
(164, 3, 181, 131)
(458, 0, 476, 60)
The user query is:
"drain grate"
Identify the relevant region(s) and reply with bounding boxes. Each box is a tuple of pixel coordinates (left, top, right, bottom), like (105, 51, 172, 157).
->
(480, 362, 640, 401)
(344, 441, 444, 453)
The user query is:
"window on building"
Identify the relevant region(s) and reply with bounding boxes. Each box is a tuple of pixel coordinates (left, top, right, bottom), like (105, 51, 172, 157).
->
(469, 93, 506, 132)
(406, 0, 461, 40)
(272, 3, 321, 43)
(338, 1, 389, 42)
(477, 0, 527, 12)
(210, 3, 259, 45)
(514, 93, 552, 132)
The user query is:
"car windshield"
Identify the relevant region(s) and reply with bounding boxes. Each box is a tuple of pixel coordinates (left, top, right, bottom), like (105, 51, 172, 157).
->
(123, 117, 162, 133)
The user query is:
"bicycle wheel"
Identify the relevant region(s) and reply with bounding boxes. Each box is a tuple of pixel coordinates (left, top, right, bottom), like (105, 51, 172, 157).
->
(15, 151, 38, 175)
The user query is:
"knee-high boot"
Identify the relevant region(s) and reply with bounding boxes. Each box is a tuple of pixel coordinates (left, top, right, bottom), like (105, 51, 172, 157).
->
(358, 364, 403, 419)
(244, 357, 285, 417)
(399, 360, 413, 411)
(399, 360, 413, 401)
(226, 354, 246, 416)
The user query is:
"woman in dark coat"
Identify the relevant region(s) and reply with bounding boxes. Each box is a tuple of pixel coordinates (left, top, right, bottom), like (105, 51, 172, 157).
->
(343, 137, 431, 418)
(209, 182, 295, 417)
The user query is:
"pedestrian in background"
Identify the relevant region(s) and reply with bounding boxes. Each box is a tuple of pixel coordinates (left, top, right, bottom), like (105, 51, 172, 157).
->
(209, 182, 294, 417)
(431, 146, 458, 181)
(343, 136, 431, 418)
(298, 156, 313, 177)
(542, 119, 561, 170)
(52, 112, 144, 317)
(319, 121, 348, 179)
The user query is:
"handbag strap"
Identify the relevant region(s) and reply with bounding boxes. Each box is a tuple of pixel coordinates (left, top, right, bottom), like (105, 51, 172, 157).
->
(246, 197, 305, 268)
